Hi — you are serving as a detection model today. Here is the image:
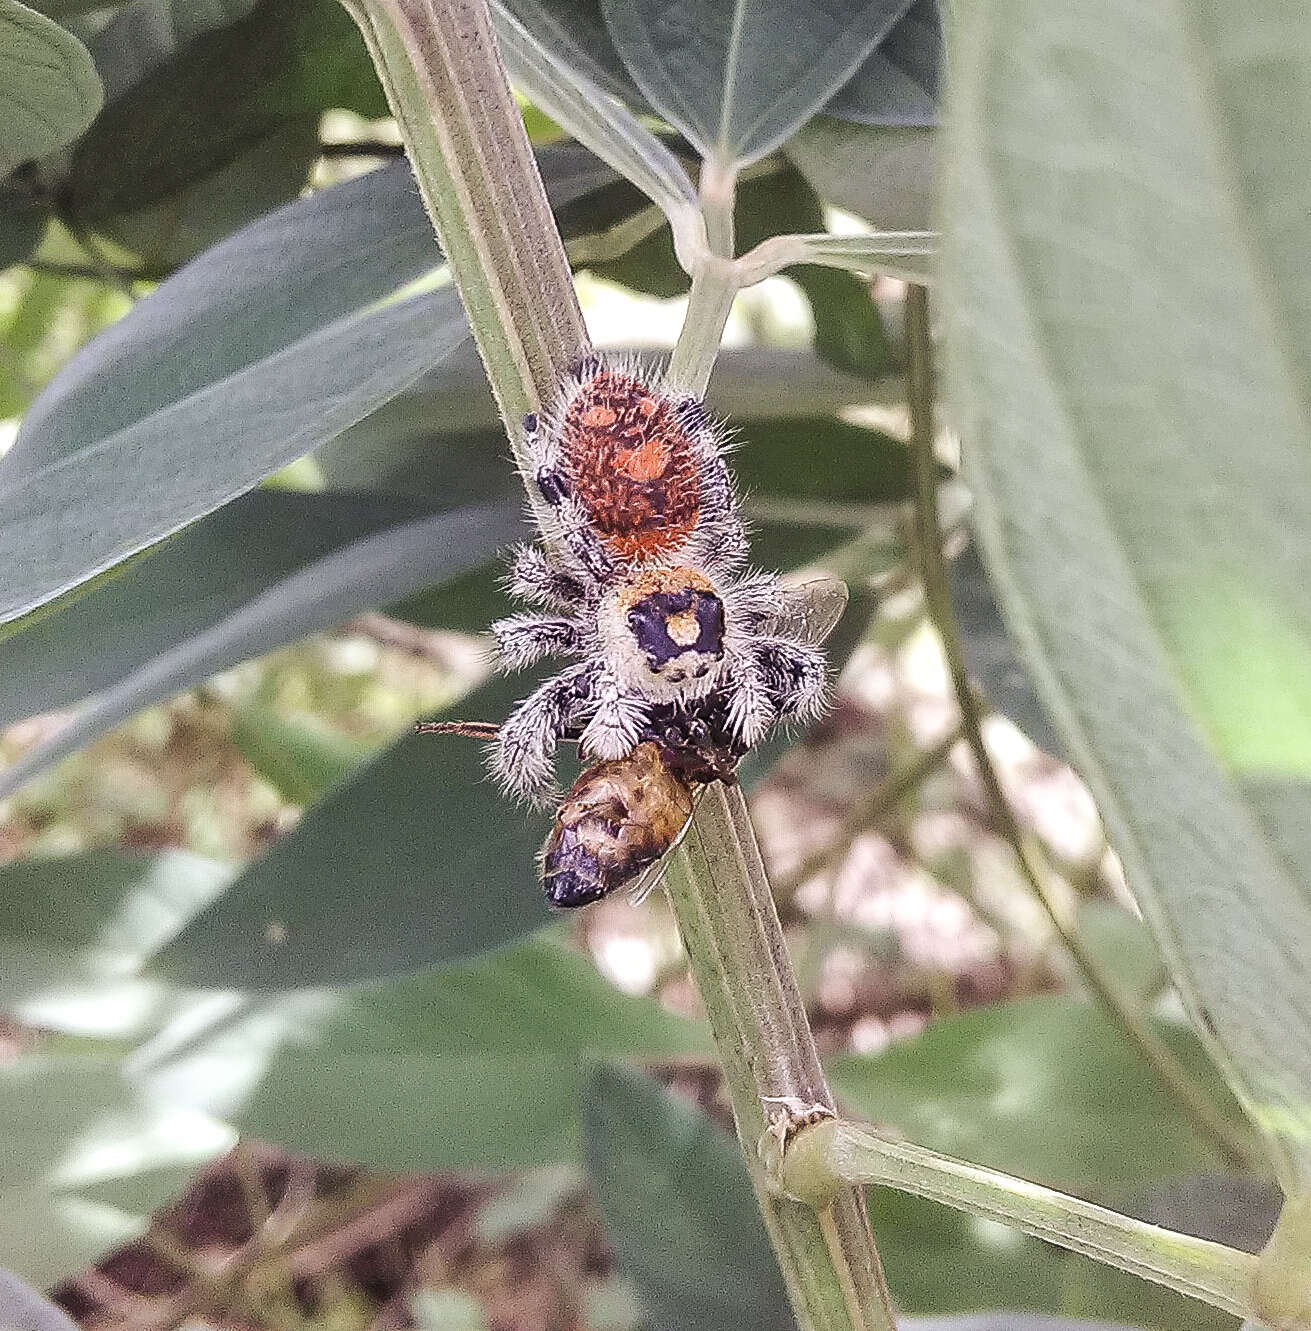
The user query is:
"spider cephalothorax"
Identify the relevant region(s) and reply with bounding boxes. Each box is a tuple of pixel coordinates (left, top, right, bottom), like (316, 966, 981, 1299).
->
(488, 353, 830, 806)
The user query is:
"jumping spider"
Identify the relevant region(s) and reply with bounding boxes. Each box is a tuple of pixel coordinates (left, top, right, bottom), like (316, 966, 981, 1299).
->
(489, 353, 833, 808)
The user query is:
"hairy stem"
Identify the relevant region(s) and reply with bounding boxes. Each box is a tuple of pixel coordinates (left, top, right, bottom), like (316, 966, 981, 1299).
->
(770, 1117, 1261, 1323)
(664, 782, 899, 1331)
(341, 2, 899, 1323)
(904, 284, 1260, 1171)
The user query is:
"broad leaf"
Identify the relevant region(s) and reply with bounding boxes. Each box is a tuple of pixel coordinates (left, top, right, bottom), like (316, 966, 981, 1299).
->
(829, 996, 1248, 1197)
(229, 700, 372, 805)
(0, 1, 102, 176)
(497, 0, 644, 107)
(0, 1051, 230, 1287)
(600, 0, 915, 167)
(584, 1064, 794, 1331)
(0, 489, 510, 729)
(0, 498, 521, 797)
(0, 145, 618, 624)
(67, 0, 385, 221)
(0, 850, 230, 1039)
(943, 0, 1311, 1190)
(149, 674, 555, 988)
(138, 932, 707, 1169)
(824, 0, 941, 127)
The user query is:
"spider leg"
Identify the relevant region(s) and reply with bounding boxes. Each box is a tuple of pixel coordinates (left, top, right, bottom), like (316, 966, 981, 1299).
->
(579, 668, 650, 761)
(754, 637, 829, 723)
(491, 664, 594, 807)
(722, 570, 783, 630)
(722, 647, 777, 747)
(506, 543, 585, 609)
(522, 411, 615, 584)
(490, 613, 587, 671)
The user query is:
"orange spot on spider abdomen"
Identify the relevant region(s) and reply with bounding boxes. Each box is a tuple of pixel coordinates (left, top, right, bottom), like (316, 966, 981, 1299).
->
(562, 371, 700, 561)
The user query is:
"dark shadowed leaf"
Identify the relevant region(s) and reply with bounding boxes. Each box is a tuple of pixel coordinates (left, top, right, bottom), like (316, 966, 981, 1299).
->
(496, 0, 644, 106)
(148, 673, 556, 988)
(944, 0, 1311, 1191)
(0, 1051, 230, 1287)
(584, 1063, 795, 1331)
(0, 500, 522, 798)
(829, 995, 1247, 1197)
(824, 0, 941, 127)
(0, 200, 47, 271)
(600, 0, 914, 166)
(0, 0, 102, 176)
(139, 932, 707, 1169)
(67, 0, 385, 221)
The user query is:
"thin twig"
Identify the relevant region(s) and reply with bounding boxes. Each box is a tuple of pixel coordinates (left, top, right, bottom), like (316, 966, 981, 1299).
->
(903, 284, 1260, 1172)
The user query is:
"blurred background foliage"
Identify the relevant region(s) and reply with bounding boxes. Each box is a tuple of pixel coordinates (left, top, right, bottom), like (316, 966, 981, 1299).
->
(0, 1, 1293, 1330)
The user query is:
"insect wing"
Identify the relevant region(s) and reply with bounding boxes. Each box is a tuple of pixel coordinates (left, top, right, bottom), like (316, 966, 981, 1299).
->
(626, 791, 700, 905)
(766, 576, 850, 646)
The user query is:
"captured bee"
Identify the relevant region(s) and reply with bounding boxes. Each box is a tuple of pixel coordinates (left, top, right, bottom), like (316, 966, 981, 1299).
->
(540, 742, 694, 907)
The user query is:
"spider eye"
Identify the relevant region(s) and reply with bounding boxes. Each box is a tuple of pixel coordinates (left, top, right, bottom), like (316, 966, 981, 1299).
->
(627, 588, 724, 674)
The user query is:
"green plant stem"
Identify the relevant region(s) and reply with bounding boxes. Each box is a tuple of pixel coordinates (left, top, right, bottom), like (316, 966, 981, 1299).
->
(666, 255, 738, 396)
(339, 0, 587, 495)
(341, 3, 898, 1324)
(664, 782, 899, 1331)
(904, 283, 1260, 1173)
(770, 1117, 1262, 1323)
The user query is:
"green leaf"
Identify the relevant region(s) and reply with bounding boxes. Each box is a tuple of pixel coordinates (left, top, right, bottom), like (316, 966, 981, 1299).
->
(0, 1, 102, 176)
(0, 490, 509, 729)
(66, 0, 384, 222)
(0, 1267, 80, 1331)
(0, 201, 47, 271)
(943, 0, 1311, 1190)
(0, 1051, 230, 1287)
(0, 850, 230, 1037)
(828, 996, 1246, 1198)
(600, 0, 915, 167)
(0, 498, 521, 797)
(497, 0, 644, 108)
(0, 145, 617, 625)
(584, 1064, 794, 1331)
(786, 118, 938, 230)
(149, 673, 555, 988)
(229, 700, 373, 804)
(0, 849, 229, 1006)
(140, 932, 706, 1169)
(823, 0, 940, 127)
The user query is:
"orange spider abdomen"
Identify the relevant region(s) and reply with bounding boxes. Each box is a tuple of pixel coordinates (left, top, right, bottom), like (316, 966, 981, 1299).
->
(561, 371, 700, 561)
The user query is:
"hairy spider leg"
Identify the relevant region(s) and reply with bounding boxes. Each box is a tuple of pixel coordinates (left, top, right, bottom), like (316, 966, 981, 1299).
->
(506, 543, 586, 610)
(490, 614, 588, 671)
(523, 412, 614, 583)
(579, 667, 651, 761)
(754, 637, 829, 723)
(722, 646, 777, 747)
(492, 664, 595, 806)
